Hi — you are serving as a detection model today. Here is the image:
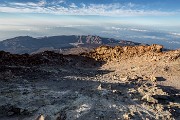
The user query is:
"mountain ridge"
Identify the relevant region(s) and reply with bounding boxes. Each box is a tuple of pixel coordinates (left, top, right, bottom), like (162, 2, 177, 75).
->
(0, 35, 141, 54)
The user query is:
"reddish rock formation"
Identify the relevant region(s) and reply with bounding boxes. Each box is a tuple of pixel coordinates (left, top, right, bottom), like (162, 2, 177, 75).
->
(83, 44, 180, 62)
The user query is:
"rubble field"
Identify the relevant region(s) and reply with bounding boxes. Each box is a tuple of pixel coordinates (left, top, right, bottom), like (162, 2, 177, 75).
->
(0, 44, 180, 120)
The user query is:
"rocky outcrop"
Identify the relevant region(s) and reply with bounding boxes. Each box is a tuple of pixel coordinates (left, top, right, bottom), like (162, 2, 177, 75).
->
(0, 50, 101, 80)
(83, 44, 180, 62)
(0, 51, 67, 66)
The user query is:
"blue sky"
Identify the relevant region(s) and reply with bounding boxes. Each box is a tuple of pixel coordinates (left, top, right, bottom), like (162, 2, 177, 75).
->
(0, 0, 180, 26)
(0, 0, 180, 49)
(1, 0, 180, 21)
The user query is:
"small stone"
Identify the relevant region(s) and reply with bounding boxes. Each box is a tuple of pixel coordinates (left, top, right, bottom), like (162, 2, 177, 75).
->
(128, 88, 137, 93)
(138, 88, 146, 95)
(36, 115, 45, 120)
(131, 75, 139, 80)
(112, 90, 117, 93)
(123, 113, 131, 120)
(156, 104, 164, 111)
(7, 112, 14, 116)
(113, 75, 119, 80)
(120, 76, 129, 81)
(97, 84, 102, 90)
(56, 111, 66, 120)
(108, 84, 112, 89)
(163, 66, 169, 72)
(150, 76, 157, 82)
(142, 76, 149, 81)
(142, 94, 158, 103)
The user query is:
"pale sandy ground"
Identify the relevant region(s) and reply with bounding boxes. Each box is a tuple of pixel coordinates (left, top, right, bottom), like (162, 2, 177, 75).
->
(101, 55, 180, 89)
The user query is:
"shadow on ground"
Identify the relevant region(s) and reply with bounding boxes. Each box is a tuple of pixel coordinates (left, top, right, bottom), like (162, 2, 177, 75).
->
(0, 51, 179, 120)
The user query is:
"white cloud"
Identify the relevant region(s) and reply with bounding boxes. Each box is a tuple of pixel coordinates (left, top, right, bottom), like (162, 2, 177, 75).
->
(69, 3, 77, 8)
(167, 41, 180, 44)
(170, 32, 180, 36)
(111, 27, 128, 31)
(130, 28, 147, 32)
(111, 27, 147, 32)
(9, 0, 46, 7)
(39, 0, 47, 6)
(141, 36, 167, 40)
(80, 3, 86, 8)
(19, 28, 32, 31)
(127, 2, 135, 8)
(0, 2, 178, 16)
(50, 0, 66, 5)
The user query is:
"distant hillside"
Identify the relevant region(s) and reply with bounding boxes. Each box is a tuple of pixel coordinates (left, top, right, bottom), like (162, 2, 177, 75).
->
(0, 35, 141, 54)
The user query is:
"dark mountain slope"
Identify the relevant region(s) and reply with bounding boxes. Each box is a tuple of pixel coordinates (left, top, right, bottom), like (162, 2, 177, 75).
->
(0, 35, 140, 54)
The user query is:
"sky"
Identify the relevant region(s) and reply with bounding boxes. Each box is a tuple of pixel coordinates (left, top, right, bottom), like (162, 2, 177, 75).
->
(0, 0, 180, 48)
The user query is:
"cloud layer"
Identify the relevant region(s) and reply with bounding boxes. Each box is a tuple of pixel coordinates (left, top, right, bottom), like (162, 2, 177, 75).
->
(0, 0, 178, 16)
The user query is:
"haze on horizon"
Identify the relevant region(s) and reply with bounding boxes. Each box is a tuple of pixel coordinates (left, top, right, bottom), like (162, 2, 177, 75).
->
(0, 0, 180, 49)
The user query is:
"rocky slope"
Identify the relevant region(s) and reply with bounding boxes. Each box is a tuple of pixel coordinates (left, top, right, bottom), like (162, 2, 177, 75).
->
(83, 44, 178, 61)
(0, 44, 179, 120)
(84, 44, 180, 88)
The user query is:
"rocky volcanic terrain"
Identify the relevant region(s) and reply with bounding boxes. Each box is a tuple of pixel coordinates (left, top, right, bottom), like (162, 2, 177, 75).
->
(0, 44, 180, 120)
